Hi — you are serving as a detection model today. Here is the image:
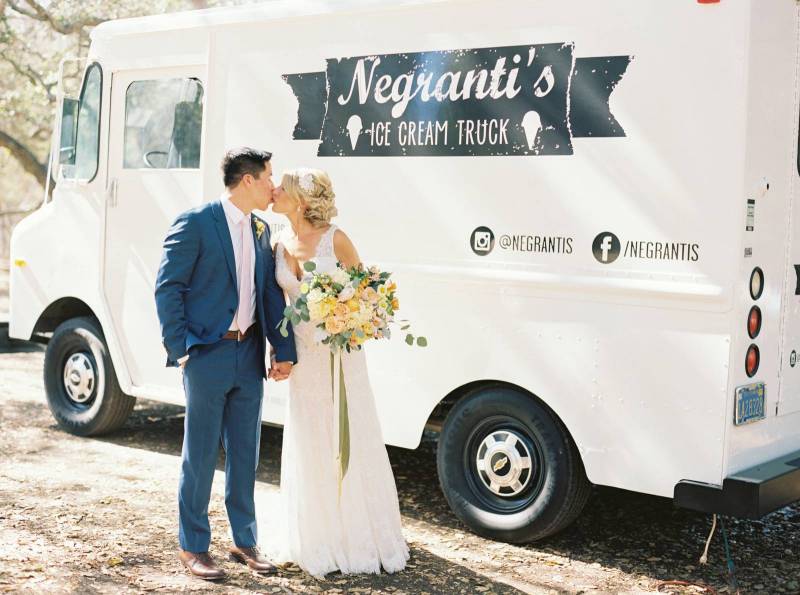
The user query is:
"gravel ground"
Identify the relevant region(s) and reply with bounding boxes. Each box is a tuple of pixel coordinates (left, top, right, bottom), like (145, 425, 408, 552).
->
(1, 340, 800, 595)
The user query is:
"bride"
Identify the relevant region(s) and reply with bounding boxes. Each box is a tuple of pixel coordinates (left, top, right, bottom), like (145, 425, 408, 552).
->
(269, 167, 409, 578)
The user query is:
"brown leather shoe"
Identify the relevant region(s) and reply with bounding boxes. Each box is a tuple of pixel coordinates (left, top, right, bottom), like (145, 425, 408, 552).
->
(228, 545, 278, 574)
(178, 550, 226, 580)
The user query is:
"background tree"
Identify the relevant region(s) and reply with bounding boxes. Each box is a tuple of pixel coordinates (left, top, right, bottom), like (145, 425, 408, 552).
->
(0, 0, 254, 257)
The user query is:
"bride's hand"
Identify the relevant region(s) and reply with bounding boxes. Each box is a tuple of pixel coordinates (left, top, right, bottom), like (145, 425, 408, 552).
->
(269, 360, 293, 381)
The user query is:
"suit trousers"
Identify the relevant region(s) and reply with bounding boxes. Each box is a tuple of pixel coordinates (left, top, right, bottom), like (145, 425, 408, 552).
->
(177, 333, 264, 552)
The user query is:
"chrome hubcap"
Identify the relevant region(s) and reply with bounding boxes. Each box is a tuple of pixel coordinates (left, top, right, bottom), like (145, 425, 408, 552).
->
(475, 430, 533, 497)
(63, 352, 96, 404)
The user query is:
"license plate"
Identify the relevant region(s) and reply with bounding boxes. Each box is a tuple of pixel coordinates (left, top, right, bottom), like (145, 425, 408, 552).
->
(735, 383, 766, 426)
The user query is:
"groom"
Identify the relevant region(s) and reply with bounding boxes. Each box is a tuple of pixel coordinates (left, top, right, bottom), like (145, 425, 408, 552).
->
(155, 147, 297, 580)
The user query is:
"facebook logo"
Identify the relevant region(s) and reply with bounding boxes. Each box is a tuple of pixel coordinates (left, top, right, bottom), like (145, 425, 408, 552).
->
(592, 232, 621, 264)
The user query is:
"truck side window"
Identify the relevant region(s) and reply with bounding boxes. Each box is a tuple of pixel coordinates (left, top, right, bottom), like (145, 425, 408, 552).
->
(71, 63, 102, 181)
(123, 78, 203, 169)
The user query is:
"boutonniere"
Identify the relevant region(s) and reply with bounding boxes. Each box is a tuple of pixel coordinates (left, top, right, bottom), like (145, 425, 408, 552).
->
(254, 218, 266, 240)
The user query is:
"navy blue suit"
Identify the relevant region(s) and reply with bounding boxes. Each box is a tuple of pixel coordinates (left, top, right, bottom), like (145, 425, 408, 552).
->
(154, 199, 296, 552)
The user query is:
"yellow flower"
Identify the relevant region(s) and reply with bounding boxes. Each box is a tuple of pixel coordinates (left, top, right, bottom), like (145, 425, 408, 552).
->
(321, 296, 336, 315)
(346, 299, 360, 312)
(254, 218, 266, 239)
(299, 282, 310, 294)
(314, 297, 335, 319)
(362, 324, 374, 336)
(391, 298, 399, 310)
(333, 302, 349, 318)
(325, 316, 346, 334)
(362, 287, 380, 303)
(378, 285, 387, 295)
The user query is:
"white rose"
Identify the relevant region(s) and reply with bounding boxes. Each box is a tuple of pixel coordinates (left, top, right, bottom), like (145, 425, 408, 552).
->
(332, 268, 350, 286)
(338, 285, 356, 302)
(306, 288, 324, 304)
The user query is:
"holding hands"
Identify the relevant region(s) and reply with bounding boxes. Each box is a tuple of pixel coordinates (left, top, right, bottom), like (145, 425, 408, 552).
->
(269, 352, 293, 381)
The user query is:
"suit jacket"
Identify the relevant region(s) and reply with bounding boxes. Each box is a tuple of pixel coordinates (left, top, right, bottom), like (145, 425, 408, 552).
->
(154, 199, 297, 378)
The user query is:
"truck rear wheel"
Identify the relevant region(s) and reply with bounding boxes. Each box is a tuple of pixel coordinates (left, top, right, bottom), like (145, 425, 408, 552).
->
(43, 317, 135, 436)
(437, 386, 591, 543)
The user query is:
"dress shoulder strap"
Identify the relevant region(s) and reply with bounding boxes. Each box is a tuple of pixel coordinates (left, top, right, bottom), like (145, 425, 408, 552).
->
(316, 224, 338, 258)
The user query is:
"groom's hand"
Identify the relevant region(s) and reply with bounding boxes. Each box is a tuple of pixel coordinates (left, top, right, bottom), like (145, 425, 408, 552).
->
(269, 361, 293, 381)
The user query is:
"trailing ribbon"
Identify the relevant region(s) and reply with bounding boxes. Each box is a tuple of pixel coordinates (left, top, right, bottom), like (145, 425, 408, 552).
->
(330, 350, 350, 502)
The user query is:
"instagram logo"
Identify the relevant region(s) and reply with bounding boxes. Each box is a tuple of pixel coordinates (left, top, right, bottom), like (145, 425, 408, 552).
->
(470, 227, 495, 256)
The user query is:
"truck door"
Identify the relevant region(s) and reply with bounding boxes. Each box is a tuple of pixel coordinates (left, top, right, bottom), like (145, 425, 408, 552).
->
(778, 119, 800, 416)
(104, 66, 205, 388)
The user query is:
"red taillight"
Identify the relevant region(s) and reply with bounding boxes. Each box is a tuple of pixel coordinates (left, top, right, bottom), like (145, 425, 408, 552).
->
(746, 344, 760, 378)
(748, 306, 762, 339)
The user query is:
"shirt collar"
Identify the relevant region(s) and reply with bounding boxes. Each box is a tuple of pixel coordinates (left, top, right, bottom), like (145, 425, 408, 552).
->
(221, 195, 248, 226)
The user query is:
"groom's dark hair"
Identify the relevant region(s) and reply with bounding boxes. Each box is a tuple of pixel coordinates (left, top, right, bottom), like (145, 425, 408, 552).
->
(222, 147, 272, 188)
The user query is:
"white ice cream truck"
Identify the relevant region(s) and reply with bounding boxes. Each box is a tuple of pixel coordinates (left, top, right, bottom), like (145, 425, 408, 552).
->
(9, 0, 800, 542)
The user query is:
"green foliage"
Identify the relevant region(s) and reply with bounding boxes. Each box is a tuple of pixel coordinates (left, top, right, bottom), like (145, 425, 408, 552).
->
(0, 0, 259, 213)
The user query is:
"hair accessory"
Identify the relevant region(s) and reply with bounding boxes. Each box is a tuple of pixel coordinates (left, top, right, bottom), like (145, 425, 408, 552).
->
(298, 173, 315, 194)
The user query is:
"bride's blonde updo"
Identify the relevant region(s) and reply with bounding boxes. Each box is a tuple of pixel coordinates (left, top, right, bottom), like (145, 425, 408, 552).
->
(282, 168, 338, 226)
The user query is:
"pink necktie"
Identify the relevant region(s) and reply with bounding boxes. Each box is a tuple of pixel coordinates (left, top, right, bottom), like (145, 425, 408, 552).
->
(236, 217, 253, 332)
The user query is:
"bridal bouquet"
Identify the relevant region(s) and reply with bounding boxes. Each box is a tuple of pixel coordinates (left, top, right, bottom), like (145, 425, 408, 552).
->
(278, 262, 426, 350)
(278, 262, 426, 499)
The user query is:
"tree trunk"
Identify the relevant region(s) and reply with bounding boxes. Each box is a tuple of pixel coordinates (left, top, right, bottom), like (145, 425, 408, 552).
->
(0, 130, 48, 190)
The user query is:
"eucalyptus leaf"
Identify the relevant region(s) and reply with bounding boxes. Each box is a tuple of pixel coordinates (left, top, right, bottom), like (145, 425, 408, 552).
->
(405, 334, 414, 345)
(303, 261, 317, 272)
(417, 336, 428, 347)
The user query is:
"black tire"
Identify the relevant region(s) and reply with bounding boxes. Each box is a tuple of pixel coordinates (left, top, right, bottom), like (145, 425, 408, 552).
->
(43, 316, 135, 436)
(437, 385, 591, 543)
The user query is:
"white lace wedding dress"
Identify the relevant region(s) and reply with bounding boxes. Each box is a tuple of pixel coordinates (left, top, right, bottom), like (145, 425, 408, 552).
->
(272, 224, 409, 579)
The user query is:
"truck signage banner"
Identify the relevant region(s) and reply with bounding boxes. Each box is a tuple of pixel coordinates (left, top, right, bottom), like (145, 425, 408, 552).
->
(284, 42, 632, 157)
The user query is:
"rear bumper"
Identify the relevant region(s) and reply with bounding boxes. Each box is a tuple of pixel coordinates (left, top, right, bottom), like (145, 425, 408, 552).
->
(674, 448, 800, 518)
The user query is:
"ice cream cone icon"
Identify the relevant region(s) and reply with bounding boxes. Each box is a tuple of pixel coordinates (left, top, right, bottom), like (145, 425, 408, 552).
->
(521, 111, 542, 151)
(347, 115, 363, 150)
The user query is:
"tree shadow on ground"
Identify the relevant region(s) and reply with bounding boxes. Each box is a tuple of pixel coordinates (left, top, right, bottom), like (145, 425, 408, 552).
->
(60, 398, 800, 593)
(5, 396, 533, 594)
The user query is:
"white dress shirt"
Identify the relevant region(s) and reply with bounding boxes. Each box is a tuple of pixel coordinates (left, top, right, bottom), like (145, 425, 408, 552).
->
(221, 196, 257, 332)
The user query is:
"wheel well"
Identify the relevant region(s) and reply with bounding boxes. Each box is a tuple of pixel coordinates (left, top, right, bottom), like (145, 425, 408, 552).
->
(425, 380, 582, 453)
(32, 298, 98, 339)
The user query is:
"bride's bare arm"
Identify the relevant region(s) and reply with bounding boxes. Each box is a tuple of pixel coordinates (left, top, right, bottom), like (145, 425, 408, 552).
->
(333, 229, 361, 269)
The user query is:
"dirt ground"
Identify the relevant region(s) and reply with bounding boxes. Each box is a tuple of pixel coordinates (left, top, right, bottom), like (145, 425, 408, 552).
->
(1, 269, 800, 594)
(1, 347, 800, 594)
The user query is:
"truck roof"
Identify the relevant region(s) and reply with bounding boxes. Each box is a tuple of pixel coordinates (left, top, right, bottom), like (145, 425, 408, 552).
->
(90, 0, 451, 40)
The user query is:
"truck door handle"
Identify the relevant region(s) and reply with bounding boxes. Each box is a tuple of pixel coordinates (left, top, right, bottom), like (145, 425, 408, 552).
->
(107, 178, 118, 207)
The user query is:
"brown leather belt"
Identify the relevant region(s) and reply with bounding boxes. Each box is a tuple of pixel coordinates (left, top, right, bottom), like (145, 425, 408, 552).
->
(222, 324, 254, 341)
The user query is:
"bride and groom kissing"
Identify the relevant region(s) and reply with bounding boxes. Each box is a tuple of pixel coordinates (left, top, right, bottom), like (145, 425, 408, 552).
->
(154, 147, 409, 581)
